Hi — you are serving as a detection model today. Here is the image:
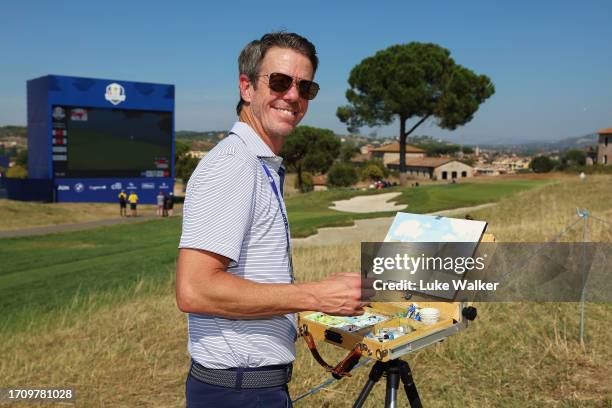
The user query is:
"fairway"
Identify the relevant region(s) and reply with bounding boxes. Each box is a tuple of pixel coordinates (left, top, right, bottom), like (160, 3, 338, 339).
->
(286, 179, 548, 237)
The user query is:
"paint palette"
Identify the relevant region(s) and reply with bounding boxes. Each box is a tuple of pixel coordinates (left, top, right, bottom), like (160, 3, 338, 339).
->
(303, 311, 389, 332)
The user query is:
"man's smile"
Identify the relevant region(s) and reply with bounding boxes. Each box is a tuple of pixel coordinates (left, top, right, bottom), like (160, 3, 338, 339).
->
(272, 106, 298, 117)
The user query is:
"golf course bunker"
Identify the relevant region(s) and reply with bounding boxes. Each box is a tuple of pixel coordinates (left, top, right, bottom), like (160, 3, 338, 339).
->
(330, 192, 407, 213)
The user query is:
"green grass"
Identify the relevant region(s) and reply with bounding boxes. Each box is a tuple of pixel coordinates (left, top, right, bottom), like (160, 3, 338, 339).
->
(0, 218, 183, 331)
(0, 179, 546, 332)
(287, 179, 548, 237)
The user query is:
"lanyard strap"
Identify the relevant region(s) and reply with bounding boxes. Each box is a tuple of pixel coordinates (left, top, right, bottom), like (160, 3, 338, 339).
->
(259, 159, 294, 282)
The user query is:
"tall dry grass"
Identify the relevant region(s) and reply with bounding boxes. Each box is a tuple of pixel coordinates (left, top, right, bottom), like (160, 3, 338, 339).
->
(1, 175, 611, 407)
(0, 201, 173, 231)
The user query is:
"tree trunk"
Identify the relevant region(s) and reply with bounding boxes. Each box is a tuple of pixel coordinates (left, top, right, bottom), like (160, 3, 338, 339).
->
(399, 114, 431, 186)
(399, 116, 407, 186)
(297, 163, 303, 192)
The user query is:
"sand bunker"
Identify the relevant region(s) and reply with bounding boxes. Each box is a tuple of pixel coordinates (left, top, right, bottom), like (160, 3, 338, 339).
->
(330, 192, 407, 213)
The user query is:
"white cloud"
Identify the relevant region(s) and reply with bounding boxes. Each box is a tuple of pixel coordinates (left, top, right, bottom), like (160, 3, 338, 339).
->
(393, 220, 425, 240)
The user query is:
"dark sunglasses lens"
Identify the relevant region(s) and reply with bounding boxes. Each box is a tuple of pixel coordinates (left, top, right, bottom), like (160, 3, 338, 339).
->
(299, 80, 319, 100)
(268, 73, 293, 93)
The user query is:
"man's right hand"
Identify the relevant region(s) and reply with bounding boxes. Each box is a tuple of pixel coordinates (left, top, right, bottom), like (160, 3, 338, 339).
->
(308, 273, 369, 316)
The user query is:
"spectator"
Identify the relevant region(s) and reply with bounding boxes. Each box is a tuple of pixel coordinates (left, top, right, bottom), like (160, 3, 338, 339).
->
(157, 191, 165, 217)
(128, 191, 139, 217)
(118, 190, 127, 217)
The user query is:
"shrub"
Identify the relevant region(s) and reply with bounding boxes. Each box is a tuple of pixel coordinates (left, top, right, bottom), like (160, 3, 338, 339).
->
(294, 171, 314, 192)
(529, 156, 557, 173)
(327, 163, 359, 187)
(360, 164, 384, 181)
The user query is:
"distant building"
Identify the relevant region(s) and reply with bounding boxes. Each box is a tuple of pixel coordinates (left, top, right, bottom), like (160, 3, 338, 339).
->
(312, 175, 328, 191)
(371, 142, 425, 167)
(187, 150, 207, 159)
(596, 128, 612, 165)
(491, 155, 531, 173)
(474, 166, 503, 176)
(387, 157, 474, 180)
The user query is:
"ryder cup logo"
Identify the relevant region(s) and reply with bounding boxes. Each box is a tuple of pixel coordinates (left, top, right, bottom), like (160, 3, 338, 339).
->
(105, 83, 126, 105)
(74, 183, 85, 193)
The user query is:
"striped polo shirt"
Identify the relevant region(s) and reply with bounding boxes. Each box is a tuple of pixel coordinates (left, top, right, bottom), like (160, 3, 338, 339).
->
(179, 121, 296, 369)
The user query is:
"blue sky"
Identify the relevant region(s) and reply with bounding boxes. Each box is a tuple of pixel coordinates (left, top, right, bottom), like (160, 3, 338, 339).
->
(2, 1, 611, 144)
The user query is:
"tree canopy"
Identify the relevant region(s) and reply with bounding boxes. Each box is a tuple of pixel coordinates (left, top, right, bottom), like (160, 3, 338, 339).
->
(281, 126, 341, 192)
(530, 155, 557, 173)
(174, 140, 199, 185)
(327, 162, 359, 187)
(337, 42, 494, 184)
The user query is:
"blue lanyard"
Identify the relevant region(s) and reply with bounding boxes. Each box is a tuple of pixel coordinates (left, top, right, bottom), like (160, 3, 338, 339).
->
(259, 159, 294, 283)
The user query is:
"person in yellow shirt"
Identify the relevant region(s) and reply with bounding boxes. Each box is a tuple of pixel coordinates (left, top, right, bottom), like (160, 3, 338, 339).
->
(127, 191, 139, 217)
(118, 190, 127, 217)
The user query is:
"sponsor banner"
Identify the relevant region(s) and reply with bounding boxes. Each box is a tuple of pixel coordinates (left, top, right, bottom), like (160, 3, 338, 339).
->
(52, 129, 67, 136)
(52, 146, 67, 153)
(52, 155, 67, 161)
(54, 178, 173, 204)
(53, 138, 67, 145)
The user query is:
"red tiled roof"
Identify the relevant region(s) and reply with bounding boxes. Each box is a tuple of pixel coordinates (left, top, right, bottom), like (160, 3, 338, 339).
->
(596, 128, 612, 135)
(371, 142, 425, 153)
(349, 153, 372, 163)
(387, 157, 465, 168)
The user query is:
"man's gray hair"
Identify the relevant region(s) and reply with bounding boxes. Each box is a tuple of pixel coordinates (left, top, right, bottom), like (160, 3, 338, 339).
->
(236, 32, 318, 115)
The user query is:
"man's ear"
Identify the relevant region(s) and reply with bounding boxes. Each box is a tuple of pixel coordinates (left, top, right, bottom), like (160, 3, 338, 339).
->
(239, 74, 253, 103)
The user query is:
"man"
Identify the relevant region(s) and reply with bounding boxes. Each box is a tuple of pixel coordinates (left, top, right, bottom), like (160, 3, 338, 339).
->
(176, 32, 365, 408)
(118, 190, 127, 217)
(127, 190, 138, 217)
(165, 192, 174, 217)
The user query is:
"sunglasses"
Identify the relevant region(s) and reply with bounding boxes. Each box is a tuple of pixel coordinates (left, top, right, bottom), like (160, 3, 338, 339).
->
(261, 72, 320, 100)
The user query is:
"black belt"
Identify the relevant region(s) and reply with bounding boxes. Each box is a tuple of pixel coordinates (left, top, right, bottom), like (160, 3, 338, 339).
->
(189, 360, 292, 389)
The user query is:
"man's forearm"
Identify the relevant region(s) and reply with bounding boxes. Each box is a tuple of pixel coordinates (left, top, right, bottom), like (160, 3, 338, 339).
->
(177, 266, 319, 318)
(176, 248, 364, 318)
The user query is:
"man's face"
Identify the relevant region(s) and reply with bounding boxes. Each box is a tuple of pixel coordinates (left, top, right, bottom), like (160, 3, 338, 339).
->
(242, 47, 313, 140)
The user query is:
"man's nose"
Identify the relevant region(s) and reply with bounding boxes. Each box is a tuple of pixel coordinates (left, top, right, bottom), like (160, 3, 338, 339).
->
(283, 81, 300, 101)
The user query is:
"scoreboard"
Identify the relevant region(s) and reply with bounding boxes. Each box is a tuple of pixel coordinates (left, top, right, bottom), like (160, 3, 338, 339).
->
(27, 75, 175, 204)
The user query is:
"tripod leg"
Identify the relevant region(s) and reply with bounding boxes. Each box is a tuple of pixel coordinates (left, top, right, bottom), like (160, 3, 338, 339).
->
(353, 361, 386, 408)
(384, 361, 400, 408)
(399, 360, 422, 408)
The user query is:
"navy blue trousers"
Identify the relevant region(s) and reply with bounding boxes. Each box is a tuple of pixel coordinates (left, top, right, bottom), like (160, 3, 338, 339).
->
(186, 373, 293, 408)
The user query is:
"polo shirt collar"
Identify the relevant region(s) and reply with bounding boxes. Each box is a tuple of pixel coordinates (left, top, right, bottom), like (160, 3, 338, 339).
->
(229, 122, 278, 158)
(229, 121, 285, 173)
